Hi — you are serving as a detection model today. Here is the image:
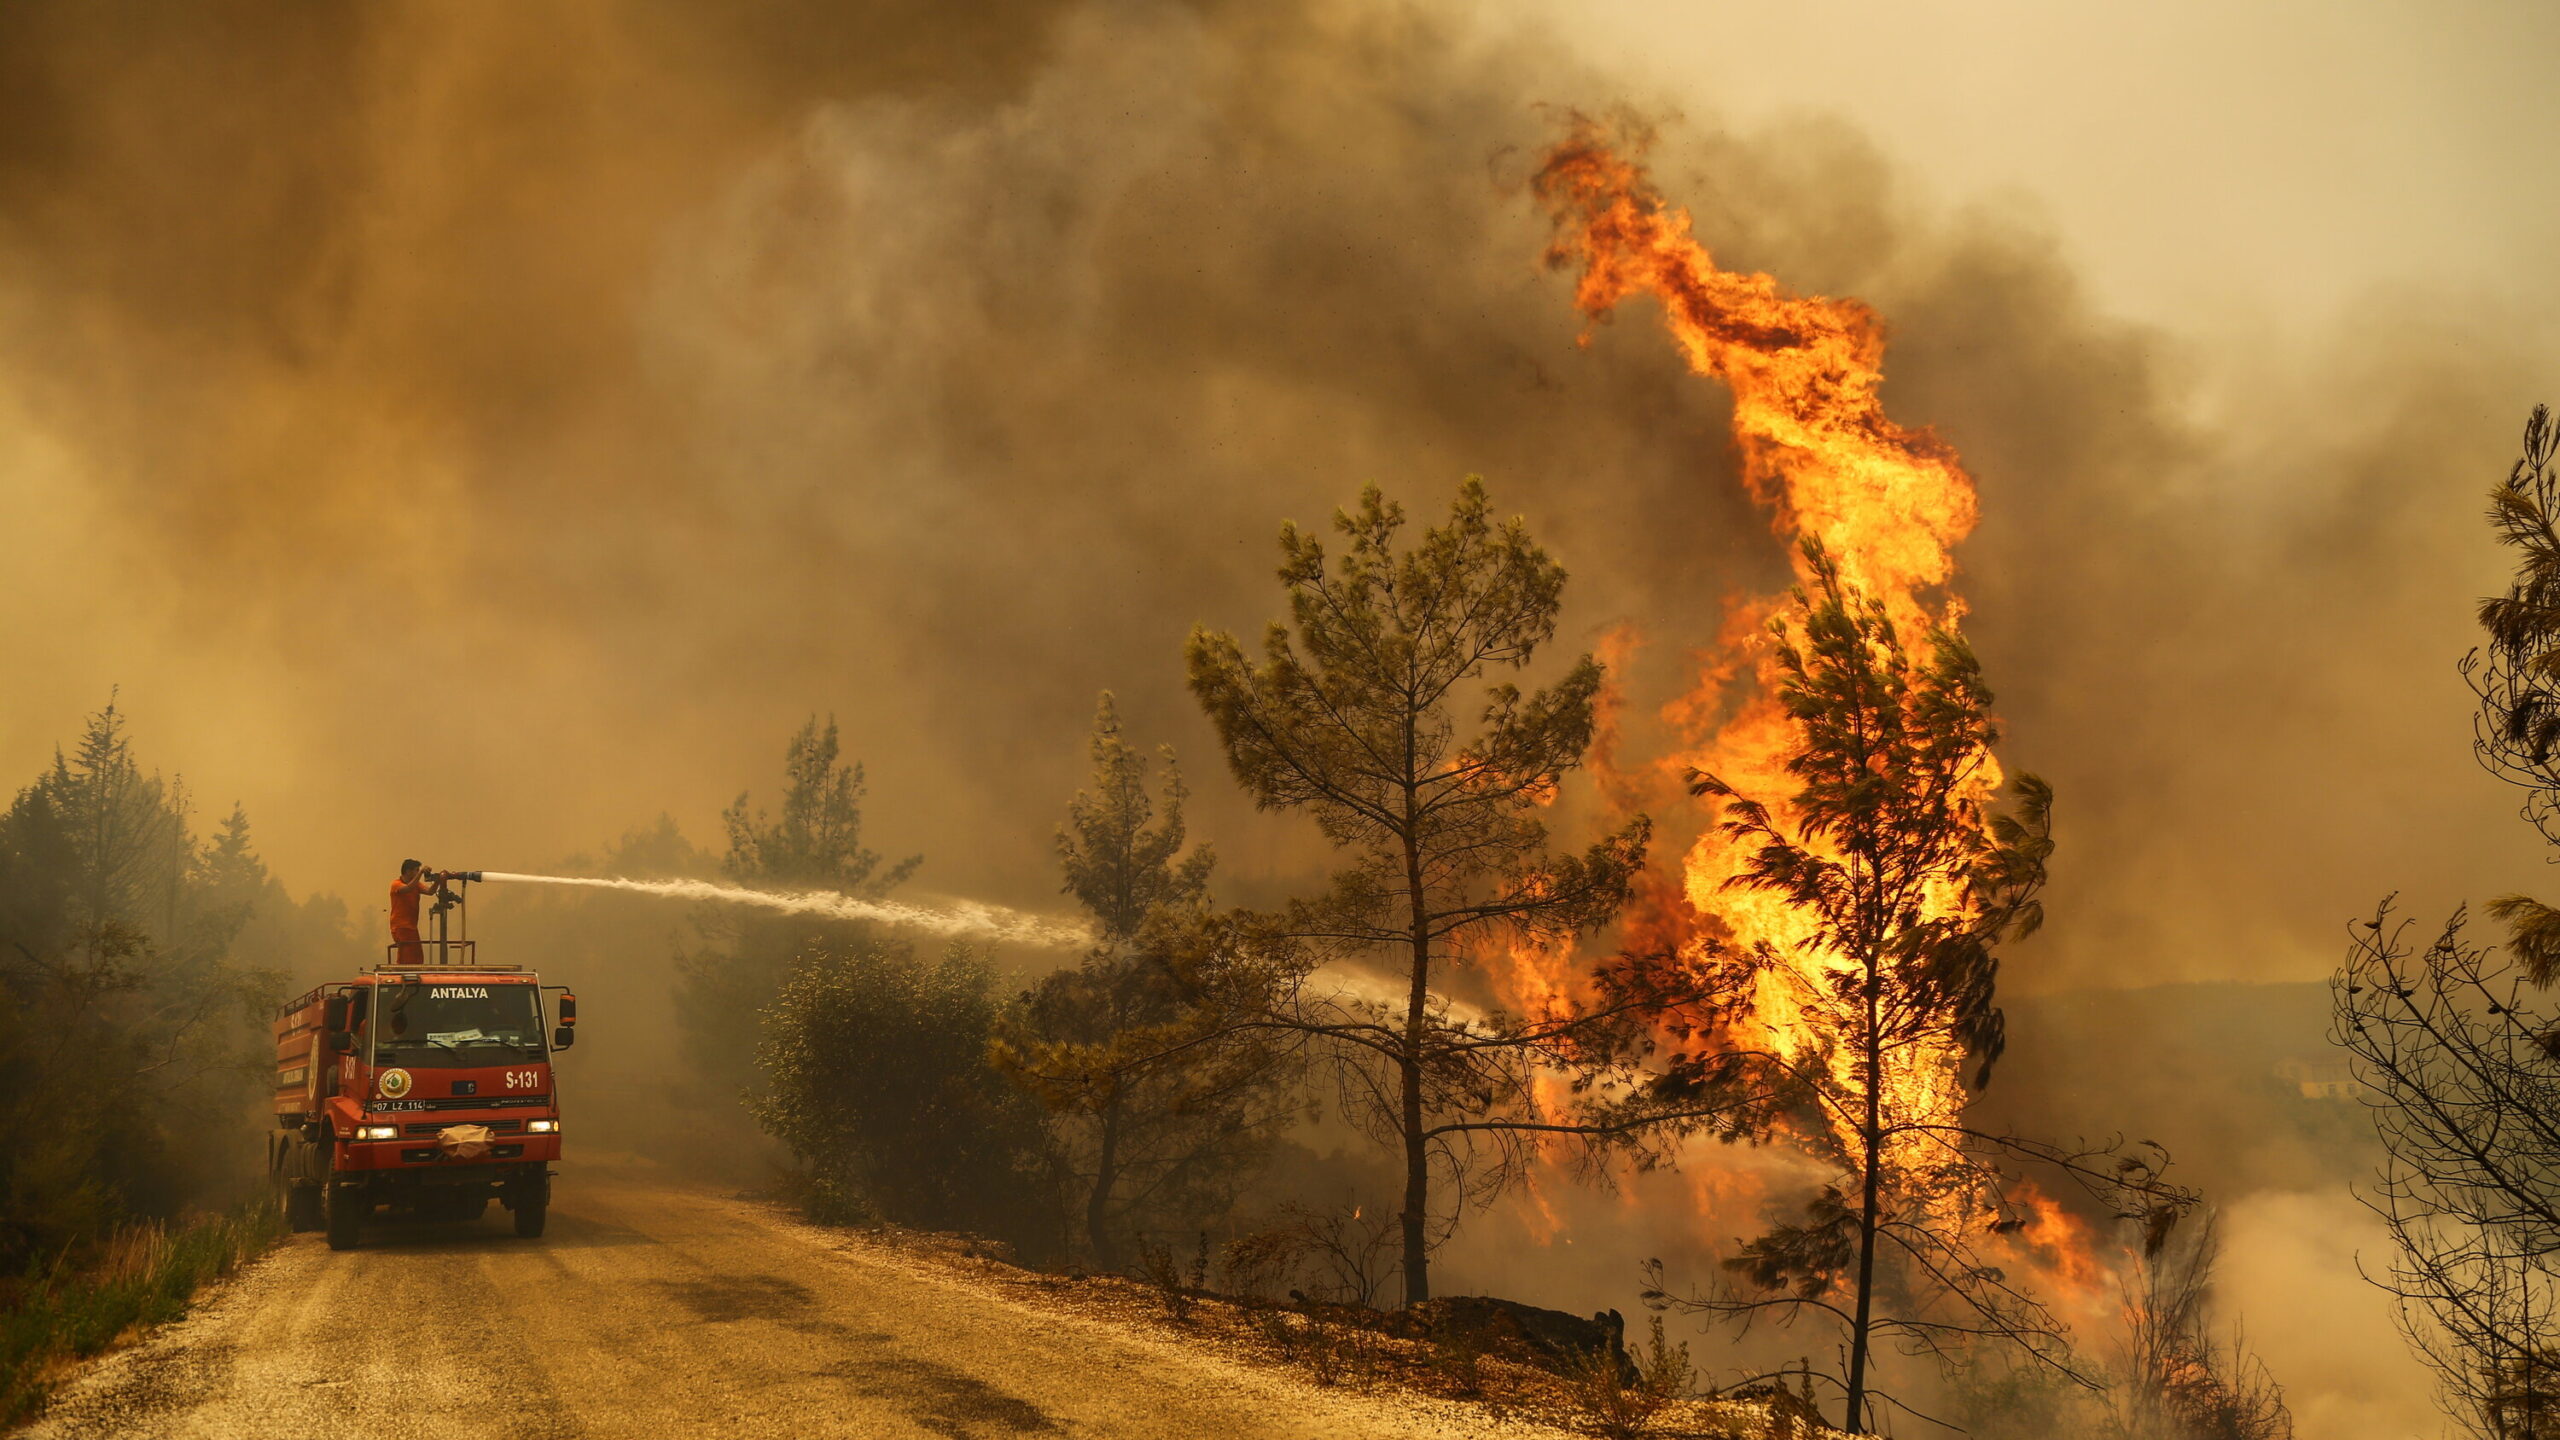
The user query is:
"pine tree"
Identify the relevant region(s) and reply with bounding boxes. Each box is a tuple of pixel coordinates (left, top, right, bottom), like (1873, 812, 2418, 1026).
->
(1668, 542, 2183, 1431)
(1055, 694, 1213, 943)
(0, 701, 281, 1262)
(1187, 479, 1649, 1305)
(677, 717, 921, 1117)
(720, 718, 919, 894)
(30, 698, 188, 954)
(995, 695, 1295, 1268)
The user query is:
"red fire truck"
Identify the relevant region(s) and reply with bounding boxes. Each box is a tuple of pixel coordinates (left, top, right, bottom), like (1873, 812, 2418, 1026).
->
(269, 872, 577, 1250)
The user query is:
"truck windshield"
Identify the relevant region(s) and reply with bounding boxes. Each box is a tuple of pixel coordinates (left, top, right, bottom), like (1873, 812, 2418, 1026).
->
(369, 983, 543, 1069)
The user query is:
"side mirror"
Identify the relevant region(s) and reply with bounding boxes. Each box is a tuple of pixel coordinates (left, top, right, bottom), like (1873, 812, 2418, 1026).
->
(551, 1027, 575, 1051)
(557, 993, 577, 1024)
(323, 994, 349, 1031)
(326, 1030, 354, 1055)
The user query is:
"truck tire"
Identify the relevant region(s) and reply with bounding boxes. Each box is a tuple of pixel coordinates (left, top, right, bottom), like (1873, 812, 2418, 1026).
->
(272, 1134, 323, 1232)
(324, 1183, 363, 1251)
(510, 1172, 550, 1239)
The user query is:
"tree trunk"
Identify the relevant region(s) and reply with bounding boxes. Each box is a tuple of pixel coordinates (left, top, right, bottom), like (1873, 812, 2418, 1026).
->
(1088, 1085, 1122, 1270)
(1844, 956, 1884, 1433)
(1400, 828, 1432, 1307)
(1400, 1039, 1428, 1306)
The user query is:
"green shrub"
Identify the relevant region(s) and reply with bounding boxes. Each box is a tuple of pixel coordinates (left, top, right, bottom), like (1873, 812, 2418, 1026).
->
(752, 940, 1059, 1249)
(0, 1203, 283, 1427)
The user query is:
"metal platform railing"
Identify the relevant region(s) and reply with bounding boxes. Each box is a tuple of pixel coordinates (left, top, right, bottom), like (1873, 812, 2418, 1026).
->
(383, 939, 479, 968)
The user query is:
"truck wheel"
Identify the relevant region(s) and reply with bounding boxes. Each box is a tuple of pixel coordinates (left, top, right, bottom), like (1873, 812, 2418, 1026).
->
(510, 1173, 550, 1239)
(323, 1184, 363, 1251)
(273, 1135, 322, 1232)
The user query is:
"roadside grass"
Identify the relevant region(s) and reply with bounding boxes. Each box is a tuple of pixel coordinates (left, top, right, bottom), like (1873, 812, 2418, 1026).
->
(0, 1203, 284, 1429)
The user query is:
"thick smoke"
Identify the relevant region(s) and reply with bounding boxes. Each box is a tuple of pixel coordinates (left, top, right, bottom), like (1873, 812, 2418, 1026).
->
(0, 0, 2545, 1424)
(1, 0, 2536, 960)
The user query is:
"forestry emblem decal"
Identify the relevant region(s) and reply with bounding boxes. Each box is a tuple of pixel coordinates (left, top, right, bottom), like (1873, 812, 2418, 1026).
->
(377, 1067, 413, 1100)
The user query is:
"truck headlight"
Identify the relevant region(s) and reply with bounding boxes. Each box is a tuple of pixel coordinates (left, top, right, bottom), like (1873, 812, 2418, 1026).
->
(355, 1124, 399, 1141)
(527, 1119, 558, 1133)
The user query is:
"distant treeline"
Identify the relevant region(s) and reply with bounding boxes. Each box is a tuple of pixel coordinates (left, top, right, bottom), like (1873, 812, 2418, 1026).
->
(0, 701, 354, 1273)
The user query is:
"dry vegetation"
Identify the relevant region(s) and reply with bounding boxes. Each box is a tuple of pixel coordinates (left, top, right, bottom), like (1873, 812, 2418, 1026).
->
(0, 1205, 282, 1427)
(782, 1204, 1861, 1439)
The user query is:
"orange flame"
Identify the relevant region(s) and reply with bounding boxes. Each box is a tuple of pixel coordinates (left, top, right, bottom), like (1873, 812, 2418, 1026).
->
(1534, 122, 1975, 622)
(1531, 121, 1998, 1173)
(1511, 121, 2170, 1361)
(2003, 1180, 2110, 1311)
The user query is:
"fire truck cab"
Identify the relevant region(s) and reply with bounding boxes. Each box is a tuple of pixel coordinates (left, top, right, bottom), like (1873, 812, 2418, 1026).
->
(271, 938, 576, 1251)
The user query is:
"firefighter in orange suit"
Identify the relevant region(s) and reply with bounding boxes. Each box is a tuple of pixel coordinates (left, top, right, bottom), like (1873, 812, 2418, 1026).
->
(389, 858, 440, 966)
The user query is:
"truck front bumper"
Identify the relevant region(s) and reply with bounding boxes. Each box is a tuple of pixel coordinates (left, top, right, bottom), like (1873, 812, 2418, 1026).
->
(335, 1132, 562, 1172)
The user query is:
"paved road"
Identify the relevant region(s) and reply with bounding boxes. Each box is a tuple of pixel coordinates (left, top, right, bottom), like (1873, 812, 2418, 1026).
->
(24, 1167, 1489, 1440)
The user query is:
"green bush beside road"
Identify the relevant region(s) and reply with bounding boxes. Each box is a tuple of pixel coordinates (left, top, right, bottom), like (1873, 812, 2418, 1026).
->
(0, 1203, 283, 1429)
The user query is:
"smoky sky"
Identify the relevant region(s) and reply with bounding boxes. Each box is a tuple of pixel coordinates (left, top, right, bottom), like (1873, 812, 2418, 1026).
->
(5, 5, 2548, 1425)
(0, 0, 2547, 1002)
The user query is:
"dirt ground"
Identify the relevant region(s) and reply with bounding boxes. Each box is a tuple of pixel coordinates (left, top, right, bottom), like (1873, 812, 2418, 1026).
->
(19, 1162, 1616, 1440)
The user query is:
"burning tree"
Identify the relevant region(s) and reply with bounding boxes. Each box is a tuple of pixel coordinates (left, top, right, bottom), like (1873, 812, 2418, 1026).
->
(1185, 478, 1653, 1306)
(2109, 1209, 2295, 1440)
(1530, 123, 2196, 1432)
(1658, 543, 2189, 1432)
(2336, 405, 2560, 1438)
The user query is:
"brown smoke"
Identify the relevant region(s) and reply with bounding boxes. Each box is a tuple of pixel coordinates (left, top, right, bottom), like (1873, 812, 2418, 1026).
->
(1, 0, 2534, 953)
(2, 2, 2534, 975)
(0, 3, 2547, 1420)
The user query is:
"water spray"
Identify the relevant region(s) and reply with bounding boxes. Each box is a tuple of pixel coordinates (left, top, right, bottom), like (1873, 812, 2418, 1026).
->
(472, 872, 1092, 948)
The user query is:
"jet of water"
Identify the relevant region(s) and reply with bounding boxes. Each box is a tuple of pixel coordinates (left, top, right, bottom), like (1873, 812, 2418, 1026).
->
(474, 872, 1092, 948)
